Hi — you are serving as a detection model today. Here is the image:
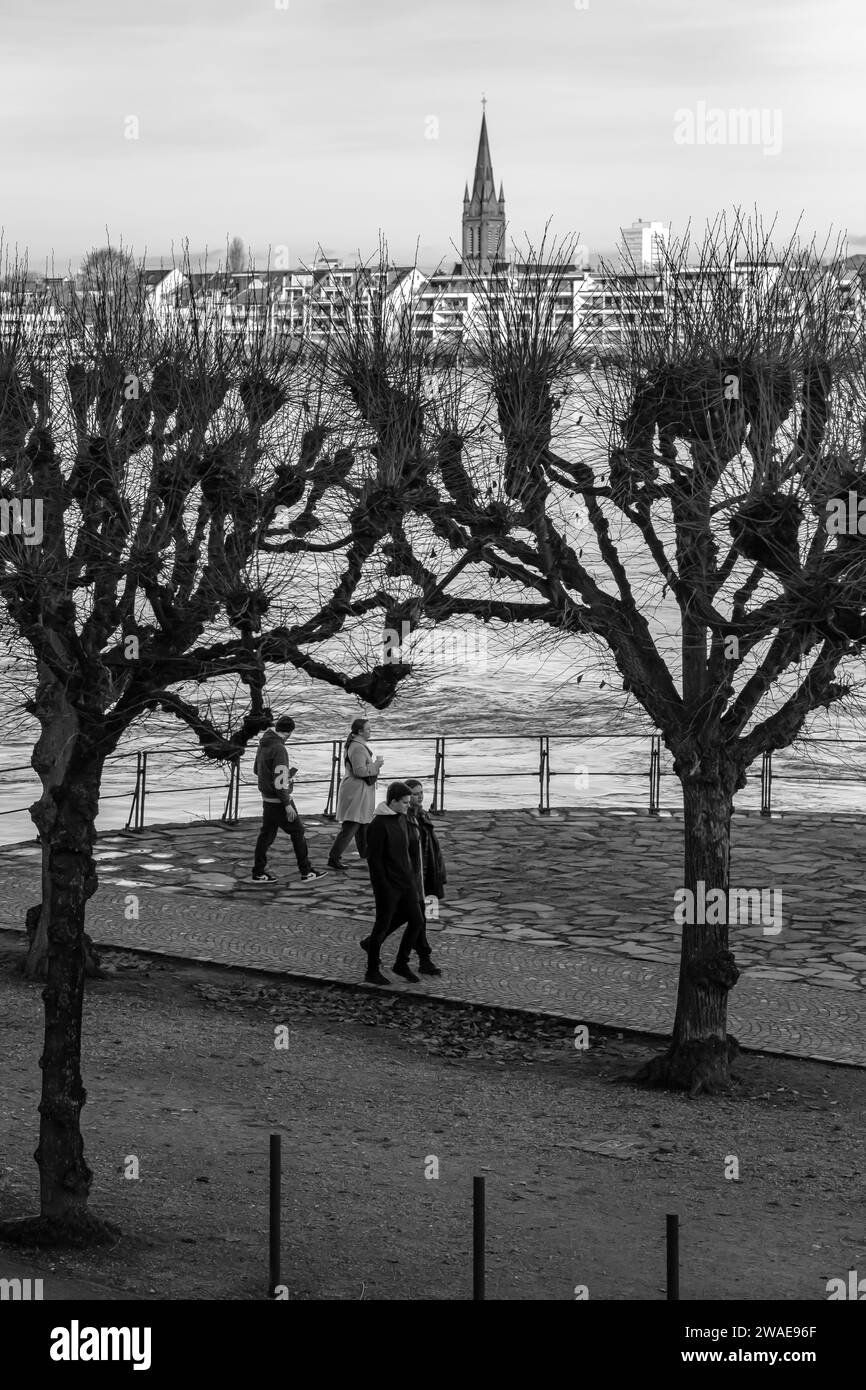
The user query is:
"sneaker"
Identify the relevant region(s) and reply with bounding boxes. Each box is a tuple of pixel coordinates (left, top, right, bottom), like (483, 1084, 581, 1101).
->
(251, 871, 278, 883)
(300, 870, 326, 883)
(364, 967, 390, 986)
(417, 959, 442, 977)
(392, 961, 420, 983)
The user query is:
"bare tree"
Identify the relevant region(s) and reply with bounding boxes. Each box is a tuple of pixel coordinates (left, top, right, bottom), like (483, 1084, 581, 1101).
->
(227, 236, 246, 274)
(358, 220, 865, 1093)
(79, 245, 138, 293)
(0, 258, 427, 1243)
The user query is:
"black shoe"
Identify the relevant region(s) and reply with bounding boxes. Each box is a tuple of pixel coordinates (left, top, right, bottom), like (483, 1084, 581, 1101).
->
(300, 870, 326, 883)
(327, 858, 347, 872)
(392, 961, 420, 983)
(417, 958, 442, 976)
(359, 936, 371, 952)
(364, 966, 389, 985)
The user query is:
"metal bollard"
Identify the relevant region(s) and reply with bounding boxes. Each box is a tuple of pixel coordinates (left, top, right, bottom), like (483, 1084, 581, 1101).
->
(666, 1213, 679, 1300)
(473, 1175, 486, 1300)
(270, 1134, 281, 1297)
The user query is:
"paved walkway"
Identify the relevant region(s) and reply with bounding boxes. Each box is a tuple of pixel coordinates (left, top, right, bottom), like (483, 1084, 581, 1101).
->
(1, 807, 865, 1066)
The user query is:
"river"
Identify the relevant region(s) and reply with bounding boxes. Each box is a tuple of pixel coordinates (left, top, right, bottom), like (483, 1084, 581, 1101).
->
(2, 369, 865, 843)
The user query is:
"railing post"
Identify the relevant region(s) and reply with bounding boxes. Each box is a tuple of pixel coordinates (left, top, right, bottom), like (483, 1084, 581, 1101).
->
(139, 751, 148, 829)
(125, 751, 142, 831)
(648, 735, 661, 815)
(324, 739, 342, 820)
(761, 750, 773, 816)
(221, 758, 241, 825)
(538, 735, 550, 814)
(430, 736, 446, 816)
(125, 750, 148, 831)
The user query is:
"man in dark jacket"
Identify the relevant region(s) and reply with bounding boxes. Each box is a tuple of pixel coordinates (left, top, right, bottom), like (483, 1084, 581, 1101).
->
(360, 781, 425, 985)
(251, 715, 324, 884)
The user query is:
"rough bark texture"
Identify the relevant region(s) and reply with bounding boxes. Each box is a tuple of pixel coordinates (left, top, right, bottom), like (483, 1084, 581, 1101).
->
(8, 669, 112, 1236)
(635, 774, 741, 1094)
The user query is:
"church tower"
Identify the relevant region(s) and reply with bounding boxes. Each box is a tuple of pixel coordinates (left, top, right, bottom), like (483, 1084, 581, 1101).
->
(462, 104, 506, 271)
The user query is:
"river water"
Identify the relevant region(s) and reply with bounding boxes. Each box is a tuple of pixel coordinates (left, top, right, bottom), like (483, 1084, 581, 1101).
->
(2, 370, 865, 843)
(2, 620, 865, 847)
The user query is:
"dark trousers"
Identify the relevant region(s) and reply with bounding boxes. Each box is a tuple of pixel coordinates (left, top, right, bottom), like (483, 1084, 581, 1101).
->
(253, 800, 312, 876)
(385, 900, 433, 960)
(367, 889, 424, 966)
(330, 820, 368, 863)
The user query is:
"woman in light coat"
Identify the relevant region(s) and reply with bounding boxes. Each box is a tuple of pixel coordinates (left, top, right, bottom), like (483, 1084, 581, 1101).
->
(327, 718, 384, 870)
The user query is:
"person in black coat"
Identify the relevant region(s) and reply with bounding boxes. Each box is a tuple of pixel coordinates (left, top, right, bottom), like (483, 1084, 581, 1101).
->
(360, 782, 425, 986)
(399, 779, 446, 975)
(405, 780, 446, 895)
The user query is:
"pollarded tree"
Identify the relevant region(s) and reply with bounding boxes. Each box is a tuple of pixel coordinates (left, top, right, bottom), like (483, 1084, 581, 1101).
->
(0, 252, 424, 1242)
(377, 219, 866, 1092)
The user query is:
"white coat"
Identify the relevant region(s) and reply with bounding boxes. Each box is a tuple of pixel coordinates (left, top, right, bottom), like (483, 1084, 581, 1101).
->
(335, 738, 379, 824)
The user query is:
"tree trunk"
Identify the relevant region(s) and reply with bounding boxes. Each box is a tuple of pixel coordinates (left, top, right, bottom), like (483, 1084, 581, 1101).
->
(24, 704, 103, 981)
(637, 774, 740, 1094)
(24, 864, 103, 981)
(0, 677, 117, 1246)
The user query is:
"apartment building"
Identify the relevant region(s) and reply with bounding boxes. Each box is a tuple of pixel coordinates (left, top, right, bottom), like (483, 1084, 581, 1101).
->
(619, 220, 670, 273)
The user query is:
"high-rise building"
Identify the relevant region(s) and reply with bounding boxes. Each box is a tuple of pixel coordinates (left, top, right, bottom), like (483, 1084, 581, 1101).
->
(619, 220, 669, 272)
(461, 109, 507, 271)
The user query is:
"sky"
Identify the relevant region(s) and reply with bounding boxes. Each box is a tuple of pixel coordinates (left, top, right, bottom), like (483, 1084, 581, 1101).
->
(1, 0, 862, 274)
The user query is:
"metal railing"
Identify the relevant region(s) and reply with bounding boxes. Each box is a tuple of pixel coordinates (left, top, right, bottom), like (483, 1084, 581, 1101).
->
(1, 733, 866, 833)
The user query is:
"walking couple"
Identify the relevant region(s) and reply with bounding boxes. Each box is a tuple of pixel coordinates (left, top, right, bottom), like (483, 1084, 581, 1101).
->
(327, 719, 447, 985)
(360, 779, 447, 985)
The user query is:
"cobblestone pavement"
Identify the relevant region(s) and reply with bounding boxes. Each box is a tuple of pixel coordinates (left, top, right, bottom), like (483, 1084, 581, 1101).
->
(1, 807, 865, 1065)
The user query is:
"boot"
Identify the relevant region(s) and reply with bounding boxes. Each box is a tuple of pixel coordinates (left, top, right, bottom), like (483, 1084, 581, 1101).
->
(364, 943, 389, 985)
(392, 959, 420, 983)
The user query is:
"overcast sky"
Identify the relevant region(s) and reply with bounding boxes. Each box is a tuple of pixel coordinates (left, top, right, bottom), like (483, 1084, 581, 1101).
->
(2, 0, 862, 273)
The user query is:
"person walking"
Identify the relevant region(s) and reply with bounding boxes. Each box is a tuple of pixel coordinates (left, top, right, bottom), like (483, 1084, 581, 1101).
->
(251, 715, 325, 884)
(327, 718, 383, 871)
(403, 779, 445, 975)
(359, 781, 425, 985)
(379, 780, 444, 975)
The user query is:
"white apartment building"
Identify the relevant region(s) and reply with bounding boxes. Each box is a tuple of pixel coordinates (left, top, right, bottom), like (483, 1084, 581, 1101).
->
(620, 220, 670, 273)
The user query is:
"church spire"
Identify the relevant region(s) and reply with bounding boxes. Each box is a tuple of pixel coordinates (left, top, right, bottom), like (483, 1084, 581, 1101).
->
(462, 102, 506, 271)
(470, 112, 496, 206)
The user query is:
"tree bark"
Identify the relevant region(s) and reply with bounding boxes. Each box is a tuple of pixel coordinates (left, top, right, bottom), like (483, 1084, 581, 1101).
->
(24, 687, 102, 981)
(0, 672, 117, 1244)
(637, 773, 740, 1094)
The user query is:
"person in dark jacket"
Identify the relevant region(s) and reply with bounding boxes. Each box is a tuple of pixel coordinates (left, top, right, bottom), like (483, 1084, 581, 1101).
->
(251, 715, 325, 884)
(402, 779, 445, 974)
(379, 779, 444, 974)
(405, 780, 447, 897)
(359, 781, 425, 985)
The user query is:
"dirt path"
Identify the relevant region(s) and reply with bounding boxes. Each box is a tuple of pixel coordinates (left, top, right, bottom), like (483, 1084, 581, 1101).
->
(1, 944, 864, 1300)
